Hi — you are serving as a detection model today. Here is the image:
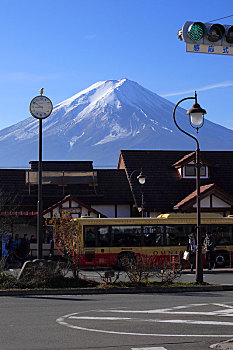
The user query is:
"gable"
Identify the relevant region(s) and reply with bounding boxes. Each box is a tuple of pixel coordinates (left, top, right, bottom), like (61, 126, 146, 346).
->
(174, 184, 233, 211)
(193, 195, 231, 209)
(43, 194, 106, 219)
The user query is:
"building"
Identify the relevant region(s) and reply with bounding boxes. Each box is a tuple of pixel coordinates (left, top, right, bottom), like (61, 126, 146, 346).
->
(118, 150, 233, 217)
(1, 150, 233, 240)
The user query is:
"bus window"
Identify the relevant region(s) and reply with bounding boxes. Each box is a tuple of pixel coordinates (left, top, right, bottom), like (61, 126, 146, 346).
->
(111, 226, 141, 247)
(84, 226, 96, 247)
(97, 226, 110, 247)
(143, 226, 165, 246)
(202, 225, 232, 246)
(165, 225, 193, 246)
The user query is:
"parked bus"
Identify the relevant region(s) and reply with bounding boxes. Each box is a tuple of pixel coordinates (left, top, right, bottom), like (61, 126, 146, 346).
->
(73, 213, 233, 268)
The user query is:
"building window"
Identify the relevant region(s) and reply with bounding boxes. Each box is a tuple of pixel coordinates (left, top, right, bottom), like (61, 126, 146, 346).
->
(183, 164, 208, 178)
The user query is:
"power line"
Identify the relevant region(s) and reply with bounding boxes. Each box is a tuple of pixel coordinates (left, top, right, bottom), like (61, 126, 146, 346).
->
(208, 14, 233, 23)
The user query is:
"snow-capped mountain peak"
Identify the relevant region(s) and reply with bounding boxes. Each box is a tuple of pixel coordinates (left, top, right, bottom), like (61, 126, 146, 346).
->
(0, 78, 233, 167)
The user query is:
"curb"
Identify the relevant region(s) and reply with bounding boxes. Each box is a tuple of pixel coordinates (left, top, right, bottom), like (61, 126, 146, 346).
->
(1, 284, 233, 296)
(210, 339, 233, 349)
(182, 269, 233, 274)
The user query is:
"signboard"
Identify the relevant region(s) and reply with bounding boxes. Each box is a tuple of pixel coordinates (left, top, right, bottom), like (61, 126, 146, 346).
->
(60, 207, 81, 214)
(2, 233, 12, 256)
(186, 43, 233, 56)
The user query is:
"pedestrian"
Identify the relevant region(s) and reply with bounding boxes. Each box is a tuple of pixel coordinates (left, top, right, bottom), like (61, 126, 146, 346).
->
(187, 234, 196, 271)
(204, 232, 215, 270)
(6, 236, 14, 263)
(49, 236, 54, 259)
(21, 234, 31, 261)
(30, 235, 36, 243)
(13, 234, 21, 259)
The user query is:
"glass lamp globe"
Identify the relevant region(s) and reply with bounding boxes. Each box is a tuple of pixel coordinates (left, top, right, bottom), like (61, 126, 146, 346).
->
(190, 112, 204, 126)
(137, 173, 146, 185)
(187, 100, 206, 129)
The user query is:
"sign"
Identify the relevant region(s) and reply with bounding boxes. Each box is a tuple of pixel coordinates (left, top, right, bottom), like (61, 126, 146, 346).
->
(60, 207, 81, 214)
(186, 43, 233, 56)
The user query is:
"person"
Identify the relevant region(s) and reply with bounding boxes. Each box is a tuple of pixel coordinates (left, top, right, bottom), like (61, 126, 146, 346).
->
(21, 234, 31, 261)
(186, 234, 196, 271)
(204, 232, 215, 270)
(13, 234, 21, 259)
(6, 236, 14, 263)
(30, 235, 36, 243)
(49, 236, 54, 259)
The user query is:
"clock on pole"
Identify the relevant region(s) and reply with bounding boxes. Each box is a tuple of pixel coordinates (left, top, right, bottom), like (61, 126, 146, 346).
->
(29, 89, 53, 259)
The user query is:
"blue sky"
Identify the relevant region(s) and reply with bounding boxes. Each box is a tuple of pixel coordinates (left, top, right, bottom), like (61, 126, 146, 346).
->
(1, 0, 233, 130)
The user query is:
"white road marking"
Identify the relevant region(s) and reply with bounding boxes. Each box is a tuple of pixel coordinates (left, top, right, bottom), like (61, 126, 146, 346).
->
(70, 316, 132, 321)
(97, 303, 233, 317)
(98, 309, 233, 316)
(56, 316, 233, 337)
(131, 347, 167, 350)
(213, 303, 233, 309)
(70, 315, 233, 326)
(56, 303, 233, 338)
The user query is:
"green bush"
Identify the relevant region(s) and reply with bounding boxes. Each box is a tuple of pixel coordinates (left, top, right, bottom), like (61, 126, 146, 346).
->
(0, 272, 98, 290)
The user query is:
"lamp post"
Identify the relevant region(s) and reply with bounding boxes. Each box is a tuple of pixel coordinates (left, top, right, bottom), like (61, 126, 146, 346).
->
(130, 169, 147, 217)
(173, 91, 206, 284)
(30, 89, 53, 259)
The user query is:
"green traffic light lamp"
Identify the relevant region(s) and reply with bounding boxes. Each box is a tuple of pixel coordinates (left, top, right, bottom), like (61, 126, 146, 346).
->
(188, 22, 206, 41)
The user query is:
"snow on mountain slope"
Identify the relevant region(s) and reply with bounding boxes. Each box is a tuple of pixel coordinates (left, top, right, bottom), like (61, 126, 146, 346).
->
(1, 78, 233, 167)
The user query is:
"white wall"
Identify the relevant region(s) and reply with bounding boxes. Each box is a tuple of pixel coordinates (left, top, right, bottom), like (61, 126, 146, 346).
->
(194, 196, 210, 208)
(116, 205, 131, 217)
(212, 195, 231, 208)
(149, 212, 161, 217)
(91, 205, 115, 218)
(193, 195, 231, 208)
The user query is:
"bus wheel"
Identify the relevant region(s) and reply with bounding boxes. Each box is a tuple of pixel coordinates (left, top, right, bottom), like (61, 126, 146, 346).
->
(117, 252, 136, 270)
(215, 252, 229, 268)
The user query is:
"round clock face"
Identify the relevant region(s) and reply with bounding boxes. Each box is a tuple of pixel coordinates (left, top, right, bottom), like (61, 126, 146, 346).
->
(30, 96, 53, 119)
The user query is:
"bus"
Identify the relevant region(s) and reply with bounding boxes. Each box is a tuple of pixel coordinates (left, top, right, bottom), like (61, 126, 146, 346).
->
(73, 213, 233, 268)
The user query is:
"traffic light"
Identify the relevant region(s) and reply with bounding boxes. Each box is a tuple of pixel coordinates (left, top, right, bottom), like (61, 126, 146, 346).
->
(179, 21, 233, 46)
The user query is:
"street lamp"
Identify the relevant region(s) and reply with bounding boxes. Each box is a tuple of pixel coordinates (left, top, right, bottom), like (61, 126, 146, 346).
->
(130, 169, 147, 217)
(173, 91, 206, 284)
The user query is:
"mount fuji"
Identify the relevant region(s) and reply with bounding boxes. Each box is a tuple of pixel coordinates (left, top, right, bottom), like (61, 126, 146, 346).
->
(1, 78, 233, 167)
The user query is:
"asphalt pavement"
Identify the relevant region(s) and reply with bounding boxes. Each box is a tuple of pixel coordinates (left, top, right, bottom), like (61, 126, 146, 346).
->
(1, 292, 233, 350)
(1, 268, 233, 349)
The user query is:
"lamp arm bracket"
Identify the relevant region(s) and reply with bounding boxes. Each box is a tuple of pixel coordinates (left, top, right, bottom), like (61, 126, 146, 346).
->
(173, 96, 200, 150)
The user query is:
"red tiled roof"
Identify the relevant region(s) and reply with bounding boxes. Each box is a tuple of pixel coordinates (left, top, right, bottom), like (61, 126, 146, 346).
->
(174, 183, 233, 210)
(173, 152, 195, 168)
(173, 152, 212, 168)
(118, 150, 233, 212)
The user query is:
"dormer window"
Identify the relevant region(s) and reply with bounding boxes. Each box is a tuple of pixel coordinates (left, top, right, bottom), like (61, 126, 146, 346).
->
(174, 152, 210, 180)
(182, 161, 208, 178)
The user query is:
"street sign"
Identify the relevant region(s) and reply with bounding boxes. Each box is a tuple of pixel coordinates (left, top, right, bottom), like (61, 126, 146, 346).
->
(186, 43, 233, 56)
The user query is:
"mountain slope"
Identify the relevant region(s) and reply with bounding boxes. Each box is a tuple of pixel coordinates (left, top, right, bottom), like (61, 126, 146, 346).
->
(1, 78, 233, 167)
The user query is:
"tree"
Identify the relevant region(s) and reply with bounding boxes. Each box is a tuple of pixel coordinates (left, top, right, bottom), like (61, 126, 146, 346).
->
(46, 212, 82, 277)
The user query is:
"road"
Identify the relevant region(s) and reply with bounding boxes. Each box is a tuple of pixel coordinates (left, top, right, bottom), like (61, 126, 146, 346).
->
(1, 291, 233, 350)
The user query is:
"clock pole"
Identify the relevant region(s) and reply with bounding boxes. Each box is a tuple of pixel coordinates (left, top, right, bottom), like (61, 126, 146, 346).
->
(38, 116, 43, 259)
(29, 89, 53, 260)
